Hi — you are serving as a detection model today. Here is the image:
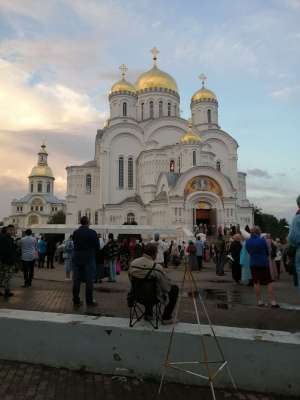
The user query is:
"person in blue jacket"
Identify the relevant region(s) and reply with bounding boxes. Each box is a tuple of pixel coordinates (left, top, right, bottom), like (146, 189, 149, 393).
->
(246, 226, 279, 308)
(288, 195, 300, 298)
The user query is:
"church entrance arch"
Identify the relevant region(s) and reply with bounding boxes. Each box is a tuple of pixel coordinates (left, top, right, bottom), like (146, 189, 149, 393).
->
(184, 176, 224, 235)
(28, 214, 39, 225)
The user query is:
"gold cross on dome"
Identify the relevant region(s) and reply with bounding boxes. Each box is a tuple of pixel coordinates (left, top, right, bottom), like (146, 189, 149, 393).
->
(119, 64, 128, 78)
(151, 47, 160, 65)
(199, 73, 207, 87)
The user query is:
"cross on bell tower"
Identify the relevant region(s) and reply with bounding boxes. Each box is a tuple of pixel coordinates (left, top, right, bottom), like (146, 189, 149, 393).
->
(199, 73, 207, 88)
(151, 46, 160, 66)
(119, 64, 128, 79)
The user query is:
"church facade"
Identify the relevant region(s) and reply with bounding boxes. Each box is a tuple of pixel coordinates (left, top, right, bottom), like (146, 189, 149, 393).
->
(66, 49, 253, 232)
(4, 145, 65, 231)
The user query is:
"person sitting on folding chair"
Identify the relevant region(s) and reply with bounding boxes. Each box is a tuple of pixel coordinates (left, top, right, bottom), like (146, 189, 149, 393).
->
(129, 242, 179, 325)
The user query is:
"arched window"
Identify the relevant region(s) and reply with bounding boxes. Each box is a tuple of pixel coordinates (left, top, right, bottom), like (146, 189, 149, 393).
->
(170, 159, 175, 172)
(30, 183, 34, 193)
(149, 101, 154, 118)
(95, 211, 98, 225)
(122, 102, 127, 117)
(46, 182, 51, 193)
(216, 161, 221, 171)
(193, 151, 196, 166)
(78, 211, 81, 224)
(86, 174, 92, 193)
(37, 181, 42, 193)
(118, 156, 124, 189)
(128, 157, 134, 189)
(127, 212, 135, 224)
(141, 103, 144, 120)
(207, 109, 212, 123)
(159, 101, 163, 117)
(167, 102, 171, 116)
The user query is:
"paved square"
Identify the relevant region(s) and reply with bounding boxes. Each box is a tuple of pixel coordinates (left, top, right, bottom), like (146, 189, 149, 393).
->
(1, 261, 299, 332)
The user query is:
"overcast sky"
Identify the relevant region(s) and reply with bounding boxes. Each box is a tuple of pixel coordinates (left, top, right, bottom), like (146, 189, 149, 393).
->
(0, 0, 299, 221)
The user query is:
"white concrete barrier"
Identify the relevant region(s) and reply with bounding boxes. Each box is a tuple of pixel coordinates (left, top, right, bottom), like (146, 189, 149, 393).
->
(0, 309, 299, 396)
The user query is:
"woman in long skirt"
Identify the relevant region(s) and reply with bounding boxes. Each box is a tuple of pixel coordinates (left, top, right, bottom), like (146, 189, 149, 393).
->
(229, 234, 242, 283)
(186, 240, 198, 271)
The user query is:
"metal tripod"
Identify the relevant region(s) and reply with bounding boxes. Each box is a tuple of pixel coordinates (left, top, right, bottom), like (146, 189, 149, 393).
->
(158, 261, 237, 400)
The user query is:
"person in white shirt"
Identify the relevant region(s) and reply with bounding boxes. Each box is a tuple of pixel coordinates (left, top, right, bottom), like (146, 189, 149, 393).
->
(274, 239, 282, 280)
(98, 233, 105, 250)
(151, 233, 169, 266)
(20, 229, 37, 287)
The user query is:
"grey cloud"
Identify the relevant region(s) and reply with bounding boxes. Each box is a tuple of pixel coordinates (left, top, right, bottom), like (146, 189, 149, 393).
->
(0, 176, 27, 220)
(275, 172, 287, 177)
(247, 168, 272, 179)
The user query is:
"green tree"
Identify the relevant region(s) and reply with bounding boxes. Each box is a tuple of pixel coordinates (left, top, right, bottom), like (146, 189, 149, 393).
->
(253, 207, 289, 240)
(48, 210, 66, 224)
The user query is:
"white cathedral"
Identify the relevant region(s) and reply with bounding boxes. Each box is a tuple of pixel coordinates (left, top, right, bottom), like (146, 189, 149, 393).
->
(66, 48, 253, 233)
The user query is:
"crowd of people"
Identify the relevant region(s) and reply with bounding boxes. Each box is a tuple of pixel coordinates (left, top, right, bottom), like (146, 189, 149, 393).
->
(1, 194, 300, 320)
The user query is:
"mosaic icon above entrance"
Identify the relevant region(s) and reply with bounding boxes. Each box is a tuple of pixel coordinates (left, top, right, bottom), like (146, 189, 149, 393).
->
(184, 176, 223, 198)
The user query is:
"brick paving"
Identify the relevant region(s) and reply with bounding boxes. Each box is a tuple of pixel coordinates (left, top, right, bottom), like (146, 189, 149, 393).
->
(1, 262, 299, 332)
(0, 360, 294, 400)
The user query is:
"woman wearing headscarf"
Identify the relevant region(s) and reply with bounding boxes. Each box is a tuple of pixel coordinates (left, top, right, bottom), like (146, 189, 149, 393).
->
(186, 240, 198, 271)
(240, 229, 252, 285)
(229, 234, 242, 283)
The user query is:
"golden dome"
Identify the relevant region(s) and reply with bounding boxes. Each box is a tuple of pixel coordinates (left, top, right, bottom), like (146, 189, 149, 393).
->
(180, 121, 201, 144)
(29, 165, 54, 178)
(110, 78, 136, 95)
(192, 87, 217, 102)
(136, 65, 178, 93)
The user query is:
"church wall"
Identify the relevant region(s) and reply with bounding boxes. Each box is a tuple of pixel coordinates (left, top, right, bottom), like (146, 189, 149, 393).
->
(145, 125, 183, 147)
(149, 203, 170, 227)
(108, 133, 143, 204)
(191, 101, 218, 128)
(109, 94, 137, 120)
(66, 166, 100, 225)
(237, 172, 247, 201)
(201, 137, 239, 191)
(237, 207, 253, 229)
(137, 92, 179, 121)
(104, 204, 147, 226)
(143, 119, 186, 145)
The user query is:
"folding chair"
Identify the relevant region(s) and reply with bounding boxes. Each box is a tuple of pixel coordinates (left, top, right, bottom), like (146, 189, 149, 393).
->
(128, 277, 161, 329)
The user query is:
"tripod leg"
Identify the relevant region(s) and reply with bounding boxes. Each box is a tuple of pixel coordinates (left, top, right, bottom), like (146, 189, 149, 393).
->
(189, 269, 237, 390)
(190, 270, 227, 359)
(158, 369, 166, 396)
(157, 264, 188, 397)
(226, 364, 237, 390)
(188, 269, 213, 382)
(209, 380, 217, 400)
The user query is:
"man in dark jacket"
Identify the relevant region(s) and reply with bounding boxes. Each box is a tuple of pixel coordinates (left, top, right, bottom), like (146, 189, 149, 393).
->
(46, 237, 56, 269)
(0, 225, 16, 297)
(72, 216, 99, 307)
